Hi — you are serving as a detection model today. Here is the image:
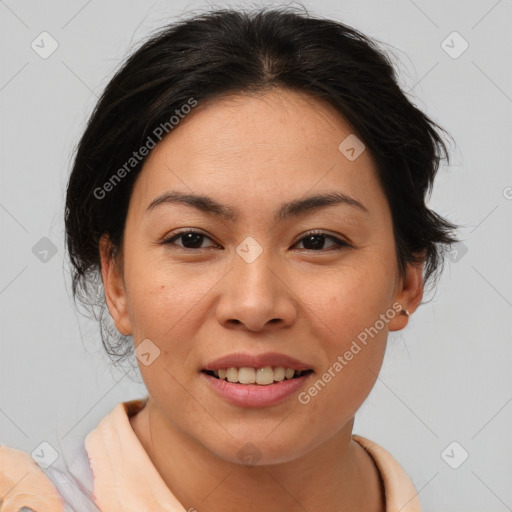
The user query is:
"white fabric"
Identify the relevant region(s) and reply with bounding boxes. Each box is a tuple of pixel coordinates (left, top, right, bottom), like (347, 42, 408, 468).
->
(42, 432, 100, 511)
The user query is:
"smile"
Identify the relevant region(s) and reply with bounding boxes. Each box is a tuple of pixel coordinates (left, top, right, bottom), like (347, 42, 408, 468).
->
(200, 368, 314, 408)
(202, 367, 313, 385)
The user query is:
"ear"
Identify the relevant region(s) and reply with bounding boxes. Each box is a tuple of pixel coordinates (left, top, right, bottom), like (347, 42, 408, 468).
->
(388, 259, 424, 332)
(99, 234, 132, 336)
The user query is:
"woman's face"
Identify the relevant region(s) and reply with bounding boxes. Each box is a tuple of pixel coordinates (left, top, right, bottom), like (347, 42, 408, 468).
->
(101, 89, 422, 464)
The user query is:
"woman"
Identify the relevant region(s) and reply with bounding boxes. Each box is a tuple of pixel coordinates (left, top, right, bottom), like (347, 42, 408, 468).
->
(0, 6, 457, 511)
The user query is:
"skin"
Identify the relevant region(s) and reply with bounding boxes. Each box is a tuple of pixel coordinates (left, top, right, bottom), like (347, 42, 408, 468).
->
(100, 89, 424, 512)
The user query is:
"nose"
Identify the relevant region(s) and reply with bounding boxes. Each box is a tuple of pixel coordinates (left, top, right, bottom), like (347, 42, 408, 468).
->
(215, 248, 298, 332)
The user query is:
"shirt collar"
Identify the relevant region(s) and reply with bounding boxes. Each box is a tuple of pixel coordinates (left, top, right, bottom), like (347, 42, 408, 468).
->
(352, 434, 422, 511)
(85, 399, 422, 512)
(85, 398, 187, 511)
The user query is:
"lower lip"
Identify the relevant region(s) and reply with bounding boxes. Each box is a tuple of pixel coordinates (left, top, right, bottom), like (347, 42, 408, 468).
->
(200, 371, 313, 408)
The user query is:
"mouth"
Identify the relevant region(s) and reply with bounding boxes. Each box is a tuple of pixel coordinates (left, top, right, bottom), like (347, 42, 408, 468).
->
(200, 366, 314, 408)
(201, 367, 314, 385)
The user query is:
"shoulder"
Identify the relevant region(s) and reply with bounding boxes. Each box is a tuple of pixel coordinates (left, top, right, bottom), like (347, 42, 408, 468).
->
(0, 444, 65, 511)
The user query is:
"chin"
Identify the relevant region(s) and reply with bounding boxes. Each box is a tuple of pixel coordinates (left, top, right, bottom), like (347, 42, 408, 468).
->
(201, 431, 313, 467)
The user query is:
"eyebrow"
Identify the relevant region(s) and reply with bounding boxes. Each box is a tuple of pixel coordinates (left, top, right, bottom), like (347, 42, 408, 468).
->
(146, 190, 368, 220)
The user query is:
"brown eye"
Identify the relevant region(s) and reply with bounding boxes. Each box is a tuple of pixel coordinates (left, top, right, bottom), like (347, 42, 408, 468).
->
(161, 231, 217, 249)
(294, 231, 351, 251)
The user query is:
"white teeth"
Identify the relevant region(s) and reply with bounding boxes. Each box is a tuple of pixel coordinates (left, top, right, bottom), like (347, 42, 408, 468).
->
(238, 367, 256, 384)
(256, 367, 274, 385)
(273, 367, 285, 381)
(209, 366, 309, 385)
(285, 368, 295, 379)
(226, 367, 238, 383)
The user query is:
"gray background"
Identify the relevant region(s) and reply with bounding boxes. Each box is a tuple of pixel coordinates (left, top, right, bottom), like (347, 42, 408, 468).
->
(1, 0, 511, 510)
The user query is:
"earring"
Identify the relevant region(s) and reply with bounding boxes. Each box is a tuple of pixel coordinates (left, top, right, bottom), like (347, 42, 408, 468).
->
(400, 308, 410, 317)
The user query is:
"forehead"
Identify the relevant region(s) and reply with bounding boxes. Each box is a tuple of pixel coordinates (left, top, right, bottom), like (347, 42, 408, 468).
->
(154, 89, 357, 161)
(130, 89, 383, 217)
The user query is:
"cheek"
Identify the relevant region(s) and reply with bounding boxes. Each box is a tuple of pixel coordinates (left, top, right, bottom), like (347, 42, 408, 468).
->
(124, 264, 210, 403)
(293, 254, 395, 425)
(302, 248, 397, 342)
(296, 296, 388, 440)
(123, 255, 223, 383)
(124, 250, 210, 337)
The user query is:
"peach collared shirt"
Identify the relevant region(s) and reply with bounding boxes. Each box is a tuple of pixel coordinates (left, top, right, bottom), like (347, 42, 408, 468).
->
(0, 399, 422, 511)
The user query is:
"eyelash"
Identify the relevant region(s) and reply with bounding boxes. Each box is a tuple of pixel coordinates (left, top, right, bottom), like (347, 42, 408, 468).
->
(160, 229, 352, 252)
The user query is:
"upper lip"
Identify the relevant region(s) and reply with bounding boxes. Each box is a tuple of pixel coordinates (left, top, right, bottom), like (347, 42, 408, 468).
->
(202, 352, 313, 371)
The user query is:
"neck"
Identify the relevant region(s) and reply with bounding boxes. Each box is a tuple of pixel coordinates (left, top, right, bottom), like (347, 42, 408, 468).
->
(129, 399, 385, 512)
